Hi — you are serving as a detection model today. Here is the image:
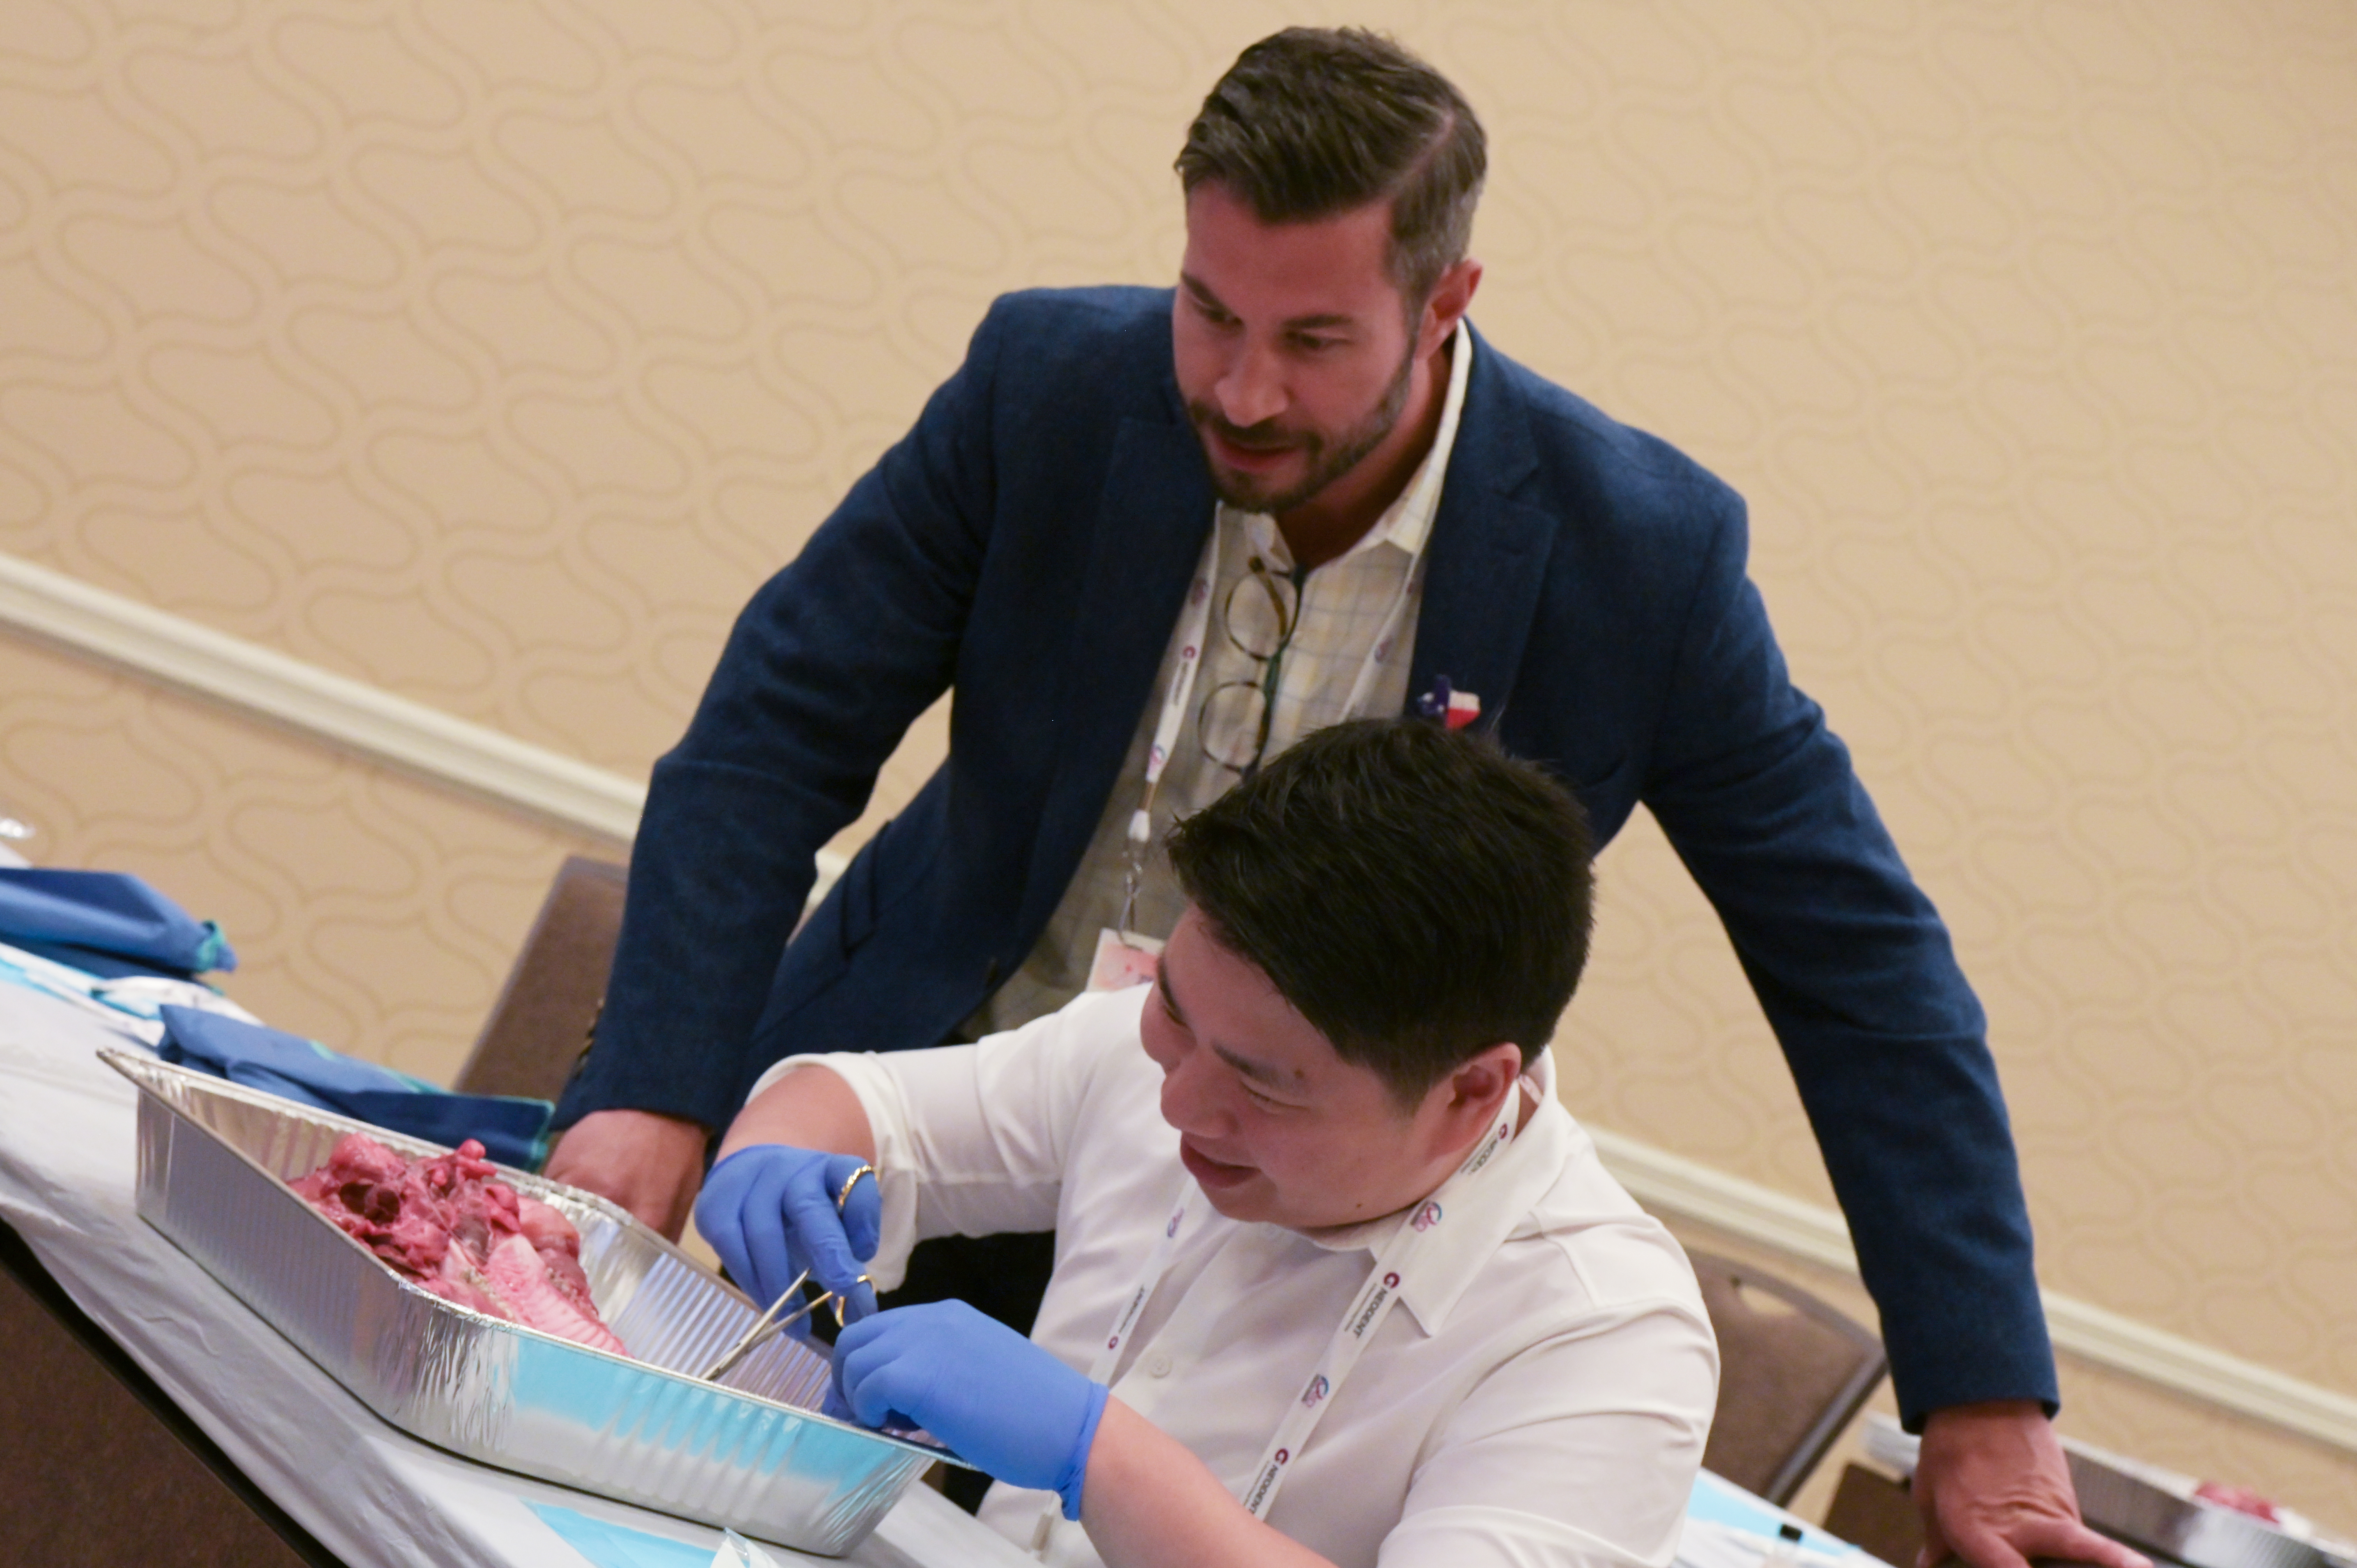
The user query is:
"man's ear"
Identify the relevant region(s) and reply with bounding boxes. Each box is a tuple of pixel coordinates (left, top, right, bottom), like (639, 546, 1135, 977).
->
(1441, 1041, 1525, 1133)
(1418, 256, 1482, 356)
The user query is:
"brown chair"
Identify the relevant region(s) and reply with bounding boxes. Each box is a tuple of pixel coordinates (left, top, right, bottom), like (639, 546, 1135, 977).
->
(1691, 1249, 1889, 1505)
(1823, 1461, 1924, 1568)
(454, 855, 629, 1103)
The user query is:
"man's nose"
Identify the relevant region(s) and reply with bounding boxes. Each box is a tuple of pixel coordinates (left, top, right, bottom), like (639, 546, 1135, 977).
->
(1216, 340, 1286, 429)
(1158, 1047, 1232, 1137)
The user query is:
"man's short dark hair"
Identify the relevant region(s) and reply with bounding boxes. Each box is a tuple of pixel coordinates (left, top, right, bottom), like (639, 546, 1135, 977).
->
(1166, 718, 1594, 1104)
(1175, 27, 1486, 308)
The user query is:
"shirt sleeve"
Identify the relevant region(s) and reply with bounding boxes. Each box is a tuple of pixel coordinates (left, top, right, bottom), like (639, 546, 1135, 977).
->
(753, 985, 1148, 1292)
(1378, 1294, 1718, 1568)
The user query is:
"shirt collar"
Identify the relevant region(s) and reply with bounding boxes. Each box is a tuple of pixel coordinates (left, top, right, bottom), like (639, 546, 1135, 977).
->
(1239, 320, 1475, 572)
(1290, 1043, 1565, 1337)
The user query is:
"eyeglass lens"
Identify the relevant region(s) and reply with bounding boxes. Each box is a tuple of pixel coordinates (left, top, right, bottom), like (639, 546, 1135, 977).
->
(1199, 681, 1272, 771)
(1223, 559, 1297, 660)
(1201, 558, 1300, 772)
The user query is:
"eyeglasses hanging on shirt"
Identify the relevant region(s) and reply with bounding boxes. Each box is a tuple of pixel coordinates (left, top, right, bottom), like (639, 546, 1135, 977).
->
(1096, 519, 1415, 991)
(1197, 556, 1308, 778)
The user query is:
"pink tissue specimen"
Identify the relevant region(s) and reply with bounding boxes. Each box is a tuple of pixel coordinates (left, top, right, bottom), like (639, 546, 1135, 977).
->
(2193, 1482, 2280, 1524)
(290, 1133, 627, 1355)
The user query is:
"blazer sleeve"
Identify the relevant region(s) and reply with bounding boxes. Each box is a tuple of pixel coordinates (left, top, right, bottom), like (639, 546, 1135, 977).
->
(555, 301, 1015, 1134)
(1640, 482, 2058, 1427)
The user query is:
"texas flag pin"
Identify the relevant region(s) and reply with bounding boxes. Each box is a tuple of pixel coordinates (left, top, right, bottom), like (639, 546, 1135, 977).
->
(1416, 675, 1482, 731)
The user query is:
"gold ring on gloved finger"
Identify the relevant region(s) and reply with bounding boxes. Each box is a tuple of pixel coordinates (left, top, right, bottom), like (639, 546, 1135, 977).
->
(834, 1275, 873, 1329)
(835, 1163, 876, 1211)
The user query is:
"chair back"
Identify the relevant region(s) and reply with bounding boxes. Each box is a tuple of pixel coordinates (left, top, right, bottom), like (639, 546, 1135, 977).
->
(454, 856, 628, 1102)
(1691, 1249, 1889, 1505)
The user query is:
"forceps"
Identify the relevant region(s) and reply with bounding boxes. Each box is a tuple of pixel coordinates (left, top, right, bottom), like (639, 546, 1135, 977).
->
(699, 1162, 876, 1383)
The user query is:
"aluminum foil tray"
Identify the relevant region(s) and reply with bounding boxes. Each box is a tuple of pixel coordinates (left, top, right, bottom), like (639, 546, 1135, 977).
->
(2065, 1448, 2346, 1568)
(103, 1051, 941, 1557)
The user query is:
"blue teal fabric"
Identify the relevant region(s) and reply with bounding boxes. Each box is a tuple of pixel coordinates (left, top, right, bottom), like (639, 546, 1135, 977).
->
(0, 868, 236, 976)
(558, 286, 2055, 1429)
(159, 1005, 553, 1170)
(525, 1502, 717, 1568)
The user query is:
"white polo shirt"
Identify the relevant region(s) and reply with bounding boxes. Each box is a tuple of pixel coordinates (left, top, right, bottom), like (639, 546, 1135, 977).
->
(762, 984, 1718, 1568)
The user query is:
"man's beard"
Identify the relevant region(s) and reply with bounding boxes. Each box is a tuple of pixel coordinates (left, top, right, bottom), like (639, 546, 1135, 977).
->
(1187, 342, 1416, 517)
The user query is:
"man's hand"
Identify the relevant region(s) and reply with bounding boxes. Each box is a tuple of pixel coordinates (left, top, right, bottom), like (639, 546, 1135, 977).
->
(834, 1300, 1108, 1518)
(694, 1144, 881, 1324)
(1914, 1400, 2150, 1568)
(543, 1109, 709, 1241)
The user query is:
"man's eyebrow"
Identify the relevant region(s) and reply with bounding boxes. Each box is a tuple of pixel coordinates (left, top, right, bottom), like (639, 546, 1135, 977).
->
(1161, 966, 1300, 1090)
(1178, 271, 1227, 313)
(1178, 272, 1358, 334)
(1156, 965, 1191, 1028)
(1214, 1043, 1301, 1091)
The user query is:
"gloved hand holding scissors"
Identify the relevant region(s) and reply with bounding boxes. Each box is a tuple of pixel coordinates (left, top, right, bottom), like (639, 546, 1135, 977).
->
(835, 1299, 1110, 1520)
(694, 1144, 881, 1330)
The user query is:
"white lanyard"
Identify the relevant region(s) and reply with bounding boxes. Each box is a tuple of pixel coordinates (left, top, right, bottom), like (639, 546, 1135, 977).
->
(1115, 514, 1420, 935)
(1029, 1182, 1201, 1555)
(1030, 1091, 1523, 1552)
(1235, 1094, 1519, 1520)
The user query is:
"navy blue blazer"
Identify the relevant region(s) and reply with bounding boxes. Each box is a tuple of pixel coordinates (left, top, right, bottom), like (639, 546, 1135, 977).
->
(562, 286, 2056, 1426)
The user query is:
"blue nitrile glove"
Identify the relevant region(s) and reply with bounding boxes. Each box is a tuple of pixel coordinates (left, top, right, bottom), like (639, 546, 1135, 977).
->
(834, 1300, 1110, 1521)
(694, 1145, 881, 1328)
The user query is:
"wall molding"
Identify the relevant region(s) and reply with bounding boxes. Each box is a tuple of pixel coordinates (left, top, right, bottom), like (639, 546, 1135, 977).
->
(1588, 1127, 2357, 1454)
(0, 551, 647, 844)
(0, 551, 851, 885)
(4, 549, 2348, 1455)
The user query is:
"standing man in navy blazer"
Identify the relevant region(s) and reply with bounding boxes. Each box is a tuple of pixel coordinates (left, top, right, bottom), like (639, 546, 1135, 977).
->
(551, 28, 2142, 1568)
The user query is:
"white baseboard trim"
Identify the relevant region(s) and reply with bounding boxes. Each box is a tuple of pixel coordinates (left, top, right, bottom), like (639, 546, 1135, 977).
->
(1587, 1127, 2357, 1454)
(6, 549, 2347, 1454)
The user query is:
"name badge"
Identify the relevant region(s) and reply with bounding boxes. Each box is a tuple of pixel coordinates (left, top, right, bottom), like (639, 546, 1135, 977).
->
(1087, 927, 1164, 992)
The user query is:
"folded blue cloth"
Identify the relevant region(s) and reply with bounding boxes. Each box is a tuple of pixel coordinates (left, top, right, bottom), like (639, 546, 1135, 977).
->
(0, 869, 237, 976)
(159, 1005, 554, 1171)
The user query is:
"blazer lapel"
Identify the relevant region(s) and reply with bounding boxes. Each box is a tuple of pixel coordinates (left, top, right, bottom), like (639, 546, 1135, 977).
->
(1407, 327, 1558, 733)
(1020, 415, 1214, 934)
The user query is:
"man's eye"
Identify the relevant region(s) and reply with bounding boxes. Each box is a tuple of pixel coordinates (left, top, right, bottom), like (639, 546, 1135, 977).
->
(1241, 1082, 1286, 1111)
(1291, 335, 1338, 352)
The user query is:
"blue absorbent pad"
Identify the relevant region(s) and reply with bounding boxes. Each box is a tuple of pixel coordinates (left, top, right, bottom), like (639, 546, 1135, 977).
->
(158, 1005, 555, 1171)
(0, 868, 237, 975)
(526, 1502, 718, 1568)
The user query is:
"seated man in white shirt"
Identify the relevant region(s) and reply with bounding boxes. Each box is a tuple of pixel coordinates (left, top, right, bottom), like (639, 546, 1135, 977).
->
(696, 718, 1719, 1568)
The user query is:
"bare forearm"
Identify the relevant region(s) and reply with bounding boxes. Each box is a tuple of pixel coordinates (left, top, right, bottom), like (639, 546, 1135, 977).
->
(1081, 1399, 1333, 1568)
(715, 1065, 876, 1164)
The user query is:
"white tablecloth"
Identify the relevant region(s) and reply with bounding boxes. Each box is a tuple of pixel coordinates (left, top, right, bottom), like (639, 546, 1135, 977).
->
(0, 981, 1031, 1568)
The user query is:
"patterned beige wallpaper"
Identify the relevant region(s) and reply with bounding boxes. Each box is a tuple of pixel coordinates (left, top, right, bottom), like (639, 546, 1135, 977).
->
(2, 0, 2351, 1529)
(0, 634, 607, 1076)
